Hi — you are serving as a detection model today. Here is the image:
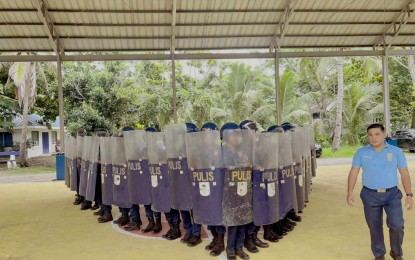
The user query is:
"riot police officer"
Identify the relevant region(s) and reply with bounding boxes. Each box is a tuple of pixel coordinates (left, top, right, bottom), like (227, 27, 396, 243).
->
(200, 122, 226, 257)
(141, 127, 163, 234)
(73, 128, 86, 205)
(221, 122, 250, 260)
(238, 120, 269, 253)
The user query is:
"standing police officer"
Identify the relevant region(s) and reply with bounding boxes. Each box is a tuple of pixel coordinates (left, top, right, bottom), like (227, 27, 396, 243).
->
(238, 120, 269, 254)
(347, 123, 413, 260)
(200, 122, 226, 257)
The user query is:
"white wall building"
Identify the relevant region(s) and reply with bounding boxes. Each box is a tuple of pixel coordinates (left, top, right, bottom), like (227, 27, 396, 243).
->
(0, 114, 61, 158)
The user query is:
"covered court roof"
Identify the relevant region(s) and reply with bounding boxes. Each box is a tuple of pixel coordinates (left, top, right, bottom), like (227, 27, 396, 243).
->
(1, 0, 415, 54)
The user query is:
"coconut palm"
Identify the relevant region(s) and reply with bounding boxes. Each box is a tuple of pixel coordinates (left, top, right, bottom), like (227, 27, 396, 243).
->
(8, 61, 38, 166)
(332, 57, 345, 151)
(343, 82, 383, 145)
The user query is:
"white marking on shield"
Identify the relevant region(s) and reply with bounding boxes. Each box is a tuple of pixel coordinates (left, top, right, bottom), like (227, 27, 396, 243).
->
(151, 175, 158, 187)
(124, 176, 126, 179)
(180, 170, 183, 175)
(140, 171, 143, 174)
(281, 180, 285, 184)
(267, 183, 276, 197)
(299, 174, 303, 187)
(237, 181, 248, 196)
(101, 174, 105, 184)
(199, 182, 210, 196)
(260, 183, 266, 189)
(114, 175, 121, 186)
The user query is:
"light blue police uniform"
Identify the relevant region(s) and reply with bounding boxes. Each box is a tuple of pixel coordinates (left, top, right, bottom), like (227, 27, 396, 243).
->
(352, 142, 407, 189)
(352, 142, 407, 257)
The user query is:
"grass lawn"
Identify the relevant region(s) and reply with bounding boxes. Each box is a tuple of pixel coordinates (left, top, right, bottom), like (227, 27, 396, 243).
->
(321, 145, 360, 158)
(0, 166, 55, 175)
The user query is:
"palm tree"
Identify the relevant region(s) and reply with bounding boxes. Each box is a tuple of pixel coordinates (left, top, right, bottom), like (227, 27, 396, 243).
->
(343, 83, 383, 145)
(332, 57, 345, 151)
(8, 61, 38, 166)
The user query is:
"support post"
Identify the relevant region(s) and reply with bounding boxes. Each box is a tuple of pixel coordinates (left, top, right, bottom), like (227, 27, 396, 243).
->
(274, 50, 281, 125)
(382, 55, 391, 136)
(57, 55, 65, 151)
(171, 53, 177, 123)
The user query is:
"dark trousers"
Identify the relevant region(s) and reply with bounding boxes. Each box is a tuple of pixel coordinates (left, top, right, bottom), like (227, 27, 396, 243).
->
(208, 225, 226, 235)
(360, 187, 404, 257)
(245, 222, 260, 235)
(144, 204, 161, 219)
(181, 210, 201, 236)
(227, 225, 245, 251)
(101, 204, 112, 214)
(129, 204, 141, 222)
(165, 209, 180, 224)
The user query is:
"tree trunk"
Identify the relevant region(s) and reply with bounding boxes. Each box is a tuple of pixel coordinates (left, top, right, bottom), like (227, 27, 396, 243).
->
(408, 54, 415, 127)
(332, 58, 344, 151)
(18, 81, 30, 167)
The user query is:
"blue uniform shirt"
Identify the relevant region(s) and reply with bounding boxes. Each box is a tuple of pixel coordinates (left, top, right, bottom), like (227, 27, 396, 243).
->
(352, 142, 407, 189)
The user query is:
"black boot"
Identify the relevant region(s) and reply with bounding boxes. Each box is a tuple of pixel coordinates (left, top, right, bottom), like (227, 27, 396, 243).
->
(180, 233, 191, 243)
(166, 223, 181, 240)
(91, 202, 99, 211)
(273, 222, 287, 237)
(278, 220, 294, 232)
(244, 235, 259, 253)
(73, 195, 84, 205)
(252, 232, 269, 248)
(283, 218, 297, 227)
(263, 225, 280, 242)
(124, 219, 142, 231)
(187, 235, 202, 247)
(236, 249, 250, 260)
(287, 210, 302, 222)
(205, 229, 218, 251)
(93, 209, 104, 216)
(210, 234, 225, 256)
(226, 250, 236, 260)
(113, 214, 129, 225)
(153, 216, 162, 233)
(98, 213, 113, 223)
(142, 217, 155, 233)
(162, 221, 174, 239)
(80, 200, 92, 210)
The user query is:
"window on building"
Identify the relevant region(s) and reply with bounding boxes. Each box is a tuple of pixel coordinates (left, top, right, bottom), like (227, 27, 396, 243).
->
(51, 131, 58, 144)
(0, 132, 13, 147)
(31, 131, 39, 146)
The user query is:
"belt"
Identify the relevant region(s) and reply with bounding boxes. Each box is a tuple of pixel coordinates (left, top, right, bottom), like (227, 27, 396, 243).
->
(363, 186, 397, 193)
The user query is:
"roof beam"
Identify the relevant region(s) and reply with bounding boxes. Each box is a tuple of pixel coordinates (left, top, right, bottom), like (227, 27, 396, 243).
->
(4, 33, 415, 40)
(374, 0, 415, 49)
(1, 8, 414, 14)
(4, 21, 415, 27)
(170, 0, 177, 53)
(34, 0, 64, 55)
(5, 49, 415, 62)
(271, 0, 297, 50)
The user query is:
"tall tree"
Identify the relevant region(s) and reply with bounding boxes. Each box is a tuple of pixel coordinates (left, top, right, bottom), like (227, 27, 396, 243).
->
(332, 57, 345, 151)
(8, 62, 37, 166)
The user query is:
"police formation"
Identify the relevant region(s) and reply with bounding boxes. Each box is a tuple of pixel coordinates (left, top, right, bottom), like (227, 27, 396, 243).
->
(64, 120, 317, 260)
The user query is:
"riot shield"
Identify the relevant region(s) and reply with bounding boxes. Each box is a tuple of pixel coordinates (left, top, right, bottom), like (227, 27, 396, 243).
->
(85, 136, 100, 202)
(166, 124, 193, 211)
(185, 130, 224, 225)
(100, 137, 113, 206)
(291, 129, 306, 212)
(70, 136, 83, 191)
(222, 129, 254, 226)
(278, 132, 298, 217)
(111, 137, 131, 208)
(303, 125, 314, 201)
(64, 136, 74, 188)
(78, 136, 91, 197)
(252, 132, 280, 226)
(124, 130, 152, 205)
(147, 132, 171, 213)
